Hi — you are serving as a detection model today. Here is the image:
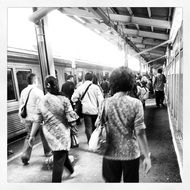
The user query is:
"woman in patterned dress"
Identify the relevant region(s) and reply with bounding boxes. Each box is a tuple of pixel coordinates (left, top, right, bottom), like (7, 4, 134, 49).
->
(101, 67, 151, 182)
(28, 75, 78, 183)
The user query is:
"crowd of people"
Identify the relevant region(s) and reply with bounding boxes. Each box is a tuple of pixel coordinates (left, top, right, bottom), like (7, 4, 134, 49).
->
(17, 66, 166, 183)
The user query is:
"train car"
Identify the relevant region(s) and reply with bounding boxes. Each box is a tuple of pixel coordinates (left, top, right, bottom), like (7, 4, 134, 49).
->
(7, 47, 113, 141)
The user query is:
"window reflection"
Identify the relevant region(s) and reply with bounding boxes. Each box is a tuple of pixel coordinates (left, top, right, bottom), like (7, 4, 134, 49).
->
(7, 69, 16, 101)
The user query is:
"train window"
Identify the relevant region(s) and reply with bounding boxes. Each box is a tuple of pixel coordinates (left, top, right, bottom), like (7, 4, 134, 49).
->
(7, 69, 17, 101)
(16, 70, 31, 95)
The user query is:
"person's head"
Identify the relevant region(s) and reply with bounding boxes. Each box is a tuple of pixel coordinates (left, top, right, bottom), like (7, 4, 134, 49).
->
(158, 68, 163, 74)
(92, 74, 98, 85)
(27, 73, 37, 85)
(84, 72, 93, 81)
(103, 76, 106, 81)
(45, 75, 60, 95)
(109, 66, 135, 95)
(67, 74, 74, 82)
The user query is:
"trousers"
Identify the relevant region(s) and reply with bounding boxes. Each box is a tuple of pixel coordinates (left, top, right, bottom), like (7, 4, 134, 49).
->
(155, 90, 165, 106)
(21, 121, 51, 164)
(102, 157, 140, 182)
(83, 114, 98, 142)
(52, 150, 74, 182)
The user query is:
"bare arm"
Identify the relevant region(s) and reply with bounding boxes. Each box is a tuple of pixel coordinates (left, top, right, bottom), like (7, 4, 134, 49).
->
(28, 122, 41, 147)
(136, 129, 151, 173)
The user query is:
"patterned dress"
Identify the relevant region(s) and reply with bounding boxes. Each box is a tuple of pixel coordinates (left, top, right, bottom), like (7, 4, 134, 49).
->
(102, 92, 146, 160)
(34, 93, 79, 151)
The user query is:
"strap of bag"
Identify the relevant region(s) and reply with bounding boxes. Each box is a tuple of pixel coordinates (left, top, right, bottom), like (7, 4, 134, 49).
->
(81, 83, 92, 101)
(24, 88, 33, 107)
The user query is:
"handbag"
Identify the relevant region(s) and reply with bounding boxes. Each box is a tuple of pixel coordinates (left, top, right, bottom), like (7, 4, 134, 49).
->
(20, 88, 33, 118)
(70, 125, 79, 148)
(74, 83, 92, 117)
(89, 100, 107, 154)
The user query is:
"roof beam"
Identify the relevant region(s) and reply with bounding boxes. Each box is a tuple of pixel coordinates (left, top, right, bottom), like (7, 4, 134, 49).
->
(147, 55, 166, 64)
(143, 52, 165, 57)
(109, 14, 171, 29)
(126, 8, 139, 30)
(147, 7, 154, 32)
(123, 28, 169, 40)
(133, 39, 170, 56)
(59, 7, 99, 20)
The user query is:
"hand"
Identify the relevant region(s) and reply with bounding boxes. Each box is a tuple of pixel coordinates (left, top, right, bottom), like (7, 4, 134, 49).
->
(28, 136, 35, 147)
(143, 154, 151, 174)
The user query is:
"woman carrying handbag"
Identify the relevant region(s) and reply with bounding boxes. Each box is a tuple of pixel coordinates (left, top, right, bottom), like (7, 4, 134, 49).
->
(99, 67, 152, 182)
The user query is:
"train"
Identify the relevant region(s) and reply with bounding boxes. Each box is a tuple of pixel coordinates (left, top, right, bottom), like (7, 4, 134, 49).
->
(7, 47, 113, 141)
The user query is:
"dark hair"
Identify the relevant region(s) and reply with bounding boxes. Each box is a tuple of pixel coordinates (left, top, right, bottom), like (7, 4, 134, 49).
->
(66, 74, 74, 81)
(45, 75, 60, 95)
(103, 76, 106, 81)
(27, 73, 36, 84)
(158, 68, 163, 73)
(92, 74, 98, 85)
(109, 66, 135, 95)
(84, 72, 93, 81)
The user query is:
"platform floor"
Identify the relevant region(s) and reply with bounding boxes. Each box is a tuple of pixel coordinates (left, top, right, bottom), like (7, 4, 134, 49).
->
(7, 99, 182, 183)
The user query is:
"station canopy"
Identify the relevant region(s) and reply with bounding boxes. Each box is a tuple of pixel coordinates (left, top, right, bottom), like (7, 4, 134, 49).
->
(54, 7, 175, 68)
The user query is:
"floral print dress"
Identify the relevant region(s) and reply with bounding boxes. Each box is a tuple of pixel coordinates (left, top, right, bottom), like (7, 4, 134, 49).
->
(34, 93, 79, 151)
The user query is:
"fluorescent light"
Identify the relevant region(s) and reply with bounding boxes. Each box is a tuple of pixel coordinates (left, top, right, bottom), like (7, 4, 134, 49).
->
(73, 15, 86, 24)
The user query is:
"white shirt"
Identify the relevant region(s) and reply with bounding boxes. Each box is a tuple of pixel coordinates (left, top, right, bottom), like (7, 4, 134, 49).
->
(19, 84, 44, 122)
(71, 81, 104, 115)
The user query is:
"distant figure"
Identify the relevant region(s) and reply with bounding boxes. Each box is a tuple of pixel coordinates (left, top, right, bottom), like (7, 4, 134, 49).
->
(153, 68, 166, 107)
(137, 80, 149, 108)
(61, 75, 75, 101)
(100, 76, 110, 98)
(18, 73, 51, 165)
(28, 76, 79, 183)
(71, 72, 104, 142)
(98, 66, 151, 182)
(92, 74, 98, 85)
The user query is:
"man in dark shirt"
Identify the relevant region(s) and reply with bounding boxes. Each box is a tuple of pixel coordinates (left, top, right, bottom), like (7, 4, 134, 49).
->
(153, 68, 166, 107)
(61, 75, 75, 101)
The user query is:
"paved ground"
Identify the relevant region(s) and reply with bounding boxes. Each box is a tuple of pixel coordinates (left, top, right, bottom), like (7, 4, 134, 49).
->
(7, 99, 182, 183)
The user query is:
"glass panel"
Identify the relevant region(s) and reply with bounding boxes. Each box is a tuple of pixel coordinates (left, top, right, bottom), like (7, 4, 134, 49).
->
(7, 69, 17, 101)
(16, 70, 31, 95)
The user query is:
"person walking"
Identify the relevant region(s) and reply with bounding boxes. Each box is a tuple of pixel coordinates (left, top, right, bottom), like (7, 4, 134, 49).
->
(98, 67, 151, 182)
(71, 72, 104, 142)
(100, 76, 110, 98)
(61, 74, 75, 102)
(28, 76, 79, 183)
(153, 68, 166, 107)
(18, 73, 51, 165)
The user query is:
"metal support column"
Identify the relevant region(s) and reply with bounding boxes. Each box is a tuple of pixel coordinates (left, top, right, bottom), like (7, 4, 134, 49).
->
(33, 8, 55, 93)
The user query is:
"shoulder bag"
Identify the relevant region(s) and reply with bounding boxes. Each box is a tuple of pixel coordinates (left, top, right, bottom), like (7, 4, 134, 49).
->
(20, 88, 33, 118)
(74, 83, 92, 117)
(88, 100, 108, 154)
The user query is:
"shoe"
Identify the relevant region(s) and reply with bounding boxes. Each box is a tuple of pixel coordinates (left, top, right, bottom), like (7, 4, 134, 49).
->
(161, 103, 166, 107)
(21, 157, 29, 165)
(45, 155, 53, 170)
